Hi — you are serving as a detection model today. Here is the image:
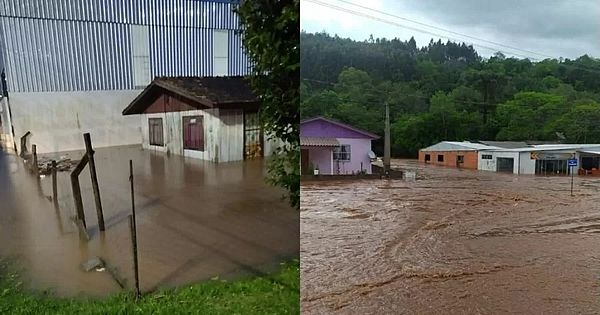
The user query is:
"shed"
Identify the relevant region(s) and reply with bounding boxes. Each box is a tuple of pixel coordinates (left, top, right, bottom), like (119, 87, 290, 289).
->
(122, 76, 270, 162)
(419, 141, 500, 170)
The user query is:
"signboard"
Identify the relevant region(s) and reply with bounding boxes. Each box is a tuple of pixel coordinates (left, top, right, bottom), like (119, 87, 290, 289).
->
(530, 151, 576, 160)
(568, 158, 578, 167)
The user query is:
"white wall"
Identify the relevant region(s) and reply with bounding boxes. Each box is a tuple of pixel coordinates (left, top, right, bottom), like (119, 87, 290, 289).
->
(518, 152, 536, 174)
(10, 90, 142, 154)
(334, 138, 373, 174)
(478, 151, 521, 174)
(141, 108, 221, 161)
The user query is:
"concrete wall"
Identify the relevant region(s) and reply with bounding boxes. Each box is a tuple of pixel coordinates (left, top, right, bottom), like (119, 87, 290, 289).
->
(0, 97, 13, 147)
(418, 150, 478, 169)
(333, 138, 373, 174)
(10, 90, 142, 154)
(478, 151, 521, 174)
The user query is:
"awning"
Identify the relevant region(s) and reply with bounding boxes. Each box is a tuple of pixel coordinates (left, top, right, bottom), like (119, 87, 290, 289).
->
(300, 137, 339, 147)
(579, 150, 600, 155)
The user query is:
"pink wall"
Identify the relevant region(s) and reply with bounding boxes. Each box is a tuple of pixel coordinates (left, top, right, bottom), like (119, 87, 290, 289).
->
(333, 138, 373, 174)
(306, 147, 332, 174)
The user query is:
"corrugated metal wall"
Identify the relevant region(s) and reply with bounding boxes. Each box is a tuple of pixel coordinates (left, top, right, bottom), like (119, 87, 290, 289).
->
(0, 0, 250, 92)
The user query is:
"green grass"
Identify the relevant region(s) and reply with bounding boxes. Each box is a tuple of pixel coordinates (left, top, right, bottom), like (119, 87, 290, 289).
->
(0, 259, 299, 315)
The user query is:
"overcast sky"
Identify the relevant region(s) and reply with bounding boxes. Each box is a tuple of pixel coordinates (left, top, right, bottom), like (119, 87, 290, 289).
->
(300, 0, 600, 60)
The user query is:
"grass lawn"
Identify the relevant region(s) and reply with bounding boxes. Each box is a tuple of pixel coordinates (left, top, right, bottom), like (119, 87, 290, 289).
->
(0, 259, 299, 314)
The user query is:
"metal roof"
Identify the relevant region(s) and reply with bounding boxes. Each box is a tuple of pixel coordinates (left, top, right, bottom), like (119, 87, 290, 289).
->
(487, 144, 600, 152)
(477, 141, 530, 149)
(420, 141, 501, 152)
(300, 137, 340, 147)
(300, 117, 380, 140)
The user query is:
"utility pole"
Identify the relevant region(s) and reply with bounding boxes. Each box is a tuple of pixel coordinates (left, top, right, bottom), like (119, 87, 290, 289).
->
(384, 102, 391, 175)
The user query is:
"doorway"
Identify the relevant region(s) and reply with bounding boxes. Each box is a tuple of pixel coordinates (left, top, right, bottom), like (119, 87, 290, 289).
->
(496, 157, 514, 173)
(244, 111, 263, 159)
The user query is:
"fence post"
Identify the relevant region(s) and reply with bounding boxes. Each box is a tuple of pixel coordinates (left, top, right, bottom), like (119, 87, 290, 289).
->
(70, 155, 89, 228)
(83, 133, 105, 231)
(31, 144, 38, 176)
(129, 160, 140, 298)
(52, 160, 58, 203)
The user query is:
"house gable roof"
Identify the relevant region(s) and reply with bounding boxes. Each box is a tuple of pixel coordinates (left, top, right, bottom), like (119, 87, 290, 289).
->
(122, 76, 258, 115)
(300, 116, 380, 139)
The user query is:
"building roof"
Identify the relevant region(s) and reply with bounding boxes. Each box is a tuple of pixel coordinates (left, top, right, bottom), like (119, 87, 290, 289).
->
(477, 141, 530, 149)
(122, 76, 258, 115)
(300, 116, 380, 139)
(420, 141, 501, 152)
(487, 144, 600, 152)
(300, 137, 340, 147)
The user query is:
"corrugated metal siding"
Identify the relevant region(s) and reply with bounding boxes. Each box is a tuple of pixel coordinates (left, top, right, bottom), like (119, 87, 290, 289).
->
(0, 0, 250, 92)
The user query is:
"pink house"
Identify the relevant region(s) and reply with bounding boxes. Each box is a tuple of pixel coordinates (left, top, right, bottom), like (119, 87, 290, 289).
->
(300, 117, 380, 175)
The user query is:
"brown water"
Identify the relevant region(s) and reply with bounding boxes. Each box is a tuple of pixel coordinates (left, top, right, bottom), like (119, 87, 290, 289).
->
(301, 160, 600, 314)
(0, 145, 299, 297)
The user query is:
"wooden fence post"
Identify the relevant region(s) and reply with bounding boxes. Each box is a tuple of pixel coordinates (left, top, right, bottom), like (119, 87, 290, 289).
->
(31, 144, 38, 176)
(52, 160, 58, 203)
(83, 133, 105, 231)
(70, 155, 89, 228)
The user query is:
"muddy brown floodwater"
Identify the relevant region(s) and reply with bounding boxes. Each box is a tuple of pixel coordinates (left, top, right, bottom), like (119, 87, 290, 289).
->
(0, 145, 298, 297)
(301, 159, 600, 314)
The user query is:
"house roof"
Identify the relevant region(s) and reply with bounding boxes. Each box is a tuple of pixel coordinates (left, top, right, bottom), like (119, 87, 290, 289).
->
(122, 76, 258, 115)
(300, 116, 380, 139)
(420, 141, 501, 152)
(487, 144, 600, 152)
(300, 137, 340, 147)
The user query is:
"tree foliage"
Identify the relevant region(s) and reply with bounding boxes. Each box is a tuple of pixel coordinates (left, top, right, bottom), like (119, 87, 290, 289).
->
(237, 0, 299, 208)
(301, 32, 600, 157)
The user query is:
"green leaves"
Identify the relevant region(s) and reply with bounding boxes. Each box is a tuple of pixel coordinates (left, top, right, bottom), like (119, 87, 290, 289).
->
(236, 0, 299, 208)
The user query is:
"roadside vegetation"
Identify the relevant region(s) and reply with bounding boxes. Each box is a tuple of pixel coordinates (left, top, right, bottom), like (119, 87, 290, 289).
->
(0, 259, 299, 315)
(301, 32, 600, 157)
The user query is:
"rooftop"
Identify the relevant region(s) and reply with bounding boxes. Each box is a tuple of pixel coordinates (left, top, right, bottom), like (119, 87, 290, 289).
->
(122, 76, 258, 115)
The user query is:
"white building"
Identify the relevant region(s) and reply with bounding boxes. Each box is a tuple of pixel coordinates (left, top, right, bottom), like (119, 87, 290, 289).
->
(478, 144, 600, 175)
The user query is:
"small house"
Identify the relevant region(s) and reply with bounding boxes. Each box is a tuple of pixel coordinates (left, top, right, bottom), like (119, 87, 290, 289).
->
(300, 117, 379, 175)
(418, 141, 499, 170)
(123, 76, 272, 162)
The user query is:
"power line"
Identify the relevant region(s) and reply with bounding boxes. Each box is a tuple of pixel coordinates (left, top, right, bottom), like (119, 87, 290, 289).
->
(303, 0, 538, 60)
(332, 0, 555, 60)
(303, 0, 600, 76)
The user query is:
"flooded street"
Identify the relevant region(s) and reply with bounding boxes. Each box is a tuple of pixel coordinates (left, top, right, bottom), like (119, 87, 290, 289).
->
(0, 145, 299, 297)
(301, 160, 600, 314)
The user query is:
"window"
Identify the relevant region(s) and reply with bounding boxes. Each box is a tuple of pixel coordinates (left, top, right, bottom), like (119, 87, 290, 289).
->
(333, 145, 351, 161)
(148, 118, 163, 146)
(183, 116, 204, 151)
(424, 154, 431, 161)
(131, 25, 150, 88)
(457, 155, 464, 163)
(213, 30, 229, 76)
(482, 154, 492, 160)
(437, 154, 444, 162)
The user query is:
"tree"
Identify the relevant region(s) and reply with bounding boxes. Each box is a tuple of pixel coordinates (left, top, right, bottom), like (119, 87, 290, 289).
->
(237, 0, 300, 208)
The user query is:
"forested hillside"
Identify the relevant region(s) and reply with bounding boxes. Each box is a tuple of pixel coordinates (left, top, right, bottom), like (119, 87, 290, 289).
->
(300, 32, 600, 157)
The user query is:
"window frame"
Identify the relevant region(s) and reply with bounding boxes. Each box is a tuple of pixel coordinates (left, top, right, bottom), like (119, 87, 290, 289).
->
(182, 115, 205, 151)
(424, 154, 431, 161)
(482, 154, 493, 160)
(148, 117, 164, 147)
(437, 154, 444, 162)
(457, 155, 465, 163)
(333, 144, 351, 161)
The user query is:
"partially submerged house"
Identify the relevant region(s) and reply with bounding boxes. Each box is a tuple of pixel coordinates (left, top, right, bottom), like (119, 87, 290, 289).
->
(418, 141, 499, 170)
(0, 0, 249, 154)
(300, 117, 379, 175)
(122, 76, 273, 162)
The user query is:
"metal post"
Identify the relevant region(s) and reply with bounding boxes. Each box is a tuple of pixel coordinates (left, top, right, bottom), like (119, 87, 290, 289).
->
(129, 160, 140, 297)
(52, 160, 57, 203)
(83, 133, 105, 231)
(571, 165, 574, 196)
(129, 215, 140, 297)
(383, 102, 391, 175)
